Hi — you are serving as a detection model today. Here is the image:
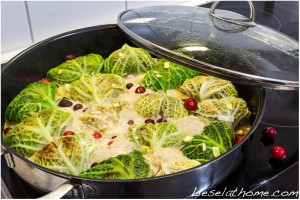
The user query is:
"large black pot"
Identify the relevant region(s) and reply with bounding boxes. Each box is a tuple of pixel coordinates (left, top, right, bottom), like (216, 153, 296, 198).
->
(1, 24, 265, 198)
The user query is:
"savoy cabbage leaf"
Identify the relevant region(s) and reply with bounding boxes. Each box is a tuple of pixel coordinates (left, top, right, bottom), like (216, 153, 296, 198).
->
(181, 121, 234, 163)
(79, 104, 119, 132)
(128, 122, 186, 151)
(194, 96, 250, 129)
(69, 73, 126, 103)
(179, 75, 238, 101)
(103, 44, 154, 76)
(144, 148, 200, 176)
(134, 93, 188, 119)
(47, 53, 104, 84)
(29, 132, 95, 175)
(141, 59, 199, 92)
(4, 82, 57, 123)
(79, 150, 153, 179)
(4, 109, 73, 158)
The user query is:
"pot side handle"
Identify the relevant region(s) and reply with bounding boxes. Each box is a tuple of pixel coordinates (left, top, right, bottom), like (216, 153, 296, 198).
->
(37, 182, 75, 199)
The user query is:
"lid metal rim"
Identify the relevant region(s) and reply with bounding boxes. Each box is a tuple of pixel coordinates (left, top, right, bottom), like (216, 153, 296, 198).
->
(117, 9, 299, 91)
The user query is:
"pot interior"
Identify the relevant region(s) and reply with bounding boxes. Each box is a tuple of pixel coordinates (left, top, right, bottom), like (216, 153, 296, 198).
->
(1, 24, 264, 187)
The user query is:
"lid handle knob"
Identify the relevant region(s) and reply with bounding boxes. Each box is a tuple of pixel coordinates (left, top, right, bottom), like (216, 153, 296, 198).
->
(208, 0, 256, 27)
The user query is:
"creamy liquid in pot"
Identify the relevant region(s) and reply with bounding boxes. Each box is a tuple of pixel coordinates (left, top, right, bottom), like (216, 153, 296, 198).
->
(54, 73, 206, 174)
(4, 72, 251, 176)
(4, 70, 254, 180)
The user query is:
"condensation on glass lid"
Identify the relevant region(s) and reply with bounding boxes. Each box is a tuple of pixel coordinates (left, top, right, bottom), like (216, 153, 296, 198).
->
(118, 5, 299, 90)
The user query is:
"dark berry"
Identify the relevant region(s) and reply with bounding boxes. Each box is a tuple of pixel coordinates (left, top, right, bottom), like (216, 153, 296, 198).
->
(156, 118, 167, 123)
(93, 132, 102, 139)
(145, 119, 155, 124)
(184, 98, 198, 110)
(4, 127, 12, 135)
(63, 131, 75, 136)
(135, 86, 146, 94)
(58, 98, 73, 107)
(262, 127, 277, 138)
(66, 54, 76, 60)
(39, 78, 51, 82)
(235, 135, 244, 144)
(271, 146, 286, 160)
(73, 104, 83, 111)
(126, 83, 133, 89)
(127, 120, 134, 125)
(91, 162, 98, 168)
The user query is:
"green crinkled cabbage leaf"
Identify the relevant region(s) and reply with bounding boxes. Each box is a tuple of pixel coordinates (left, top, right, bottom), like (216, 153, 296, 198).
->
(141, 59, 199, 91)
(194, 96, 250, 129)
(103, 44, 154, 76)
(29, 132, 95, 175)
(128, 122, 186, 150)
(79, 150, 153, 179)
(134, 93, 188, 119)
(69, 73, 126, 103)
(158, 160, 200, 175)
(179, 75, 238, 101)
(47, 53, 104, 84)
(4, 109, 73, 158)
(144, 148, 200, 176)
(181, 121, 234, 163)
(4, 82, 57, 123)
(79, 104, 119, 131)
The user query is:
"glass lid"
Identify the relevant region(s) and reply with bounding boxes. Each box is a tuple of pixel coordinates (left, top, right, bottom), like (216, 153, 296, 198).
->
(117, 4, 299, 90)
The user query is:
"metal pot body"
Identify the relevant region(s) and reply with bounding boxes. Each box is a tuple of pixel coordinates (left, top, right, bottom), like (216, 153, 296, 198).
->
(6, 144, 246, 198)
(1, 24, 265, 198)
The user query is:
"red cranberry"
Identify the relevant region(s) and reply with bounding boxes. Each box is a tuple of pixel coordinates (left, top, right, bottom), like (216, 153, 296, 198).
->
(73, 104, 83, 111)
(58, 98, 73, 107)
(145, 119, 155, 124)
(127, 120, 134, 125)
(108, 141, 113, 145)
(235, 135, 244, 144)
(93, 132, 102, 139)
(156, 118, 167, 123)
(39, 78, 51, 82)
(66, 54, 76, 60)
(262, 127, 277, 138)
(126, 83, 133, 89)
(184, 98, 198, 110)
(135, 86, 146, 94)
(271, 146, 286, 160)
(63, 131, 75, 136)
(4, 127, 12, 135)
